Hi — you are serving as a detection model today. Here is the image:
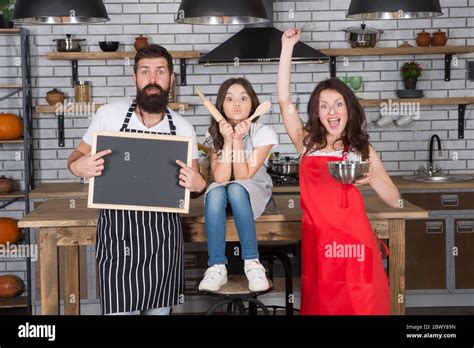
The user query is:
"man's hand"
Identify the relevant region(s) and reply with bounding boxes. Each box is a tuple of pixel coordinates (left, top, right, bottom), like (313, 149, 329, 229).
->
(176, 160, 206, 193)
(70, 149, 112, 178)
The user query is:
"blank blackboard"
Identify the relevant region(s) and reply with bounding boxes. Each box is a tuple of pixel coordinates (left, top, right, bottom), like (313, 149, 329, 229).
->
(88, 131, 192, 213)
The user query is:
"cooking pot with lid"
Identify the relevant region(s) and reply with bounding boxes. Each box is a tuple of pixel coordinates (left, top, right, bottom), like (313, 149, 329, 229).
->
(270, 155, 300, 176)
(343, 24, 383, 48)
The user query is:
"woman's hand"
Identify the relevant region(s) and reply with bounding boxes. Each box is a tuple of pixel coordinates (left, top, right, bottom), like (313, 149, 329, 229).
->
(70, 149, 112, 178)
(354, 160, 372, 186)
(354, 172, 371, 186)
(219, 120, 234, 143)
(233, 119, 251, 140)
(282, 28, 301, 47)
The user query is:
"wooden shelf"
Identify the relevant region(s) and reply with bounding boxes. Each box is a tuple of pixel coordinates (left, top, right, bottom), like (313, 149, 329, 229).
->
(0, 139, 24, 144)
(0, 29, 21, 34)
(321, 46, 474, 57)
(360, 97, 473, 139)
(47, 51, 201, 60)
(0, 191, 25, 200)
(36, 102, 190, 113)
(0, 296, 28, 309)
(323, 45, 474, 82)
(0, 84, 22, 89)
(46, 50, 200, 87)
(360, 97, 474, 107)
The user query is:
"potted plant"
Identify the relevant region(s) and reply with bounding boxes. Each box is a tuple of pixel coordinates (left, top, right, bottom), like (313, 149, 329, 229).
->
(401, 61, 422, 90)
(0, 0, 15, 28)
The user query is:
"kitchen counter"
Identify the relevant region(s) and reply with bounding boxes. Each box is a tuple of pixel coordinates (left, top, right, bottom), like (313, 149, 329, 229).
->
(28, 175, 474, 200)
(272, 175, 474, 193)
(19, 194, 427, 316)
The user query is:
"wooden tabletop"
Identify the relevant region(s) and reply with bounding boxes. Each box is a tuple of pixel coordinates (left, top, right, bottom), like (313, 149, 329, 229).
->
(19, 194, 427, 228)
(29, 175, 474, 201)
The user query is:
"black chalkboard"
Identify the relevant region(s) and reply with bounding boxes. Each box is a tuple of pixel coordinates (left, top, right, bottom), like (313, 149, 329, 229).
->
(88, 131, 192, 213)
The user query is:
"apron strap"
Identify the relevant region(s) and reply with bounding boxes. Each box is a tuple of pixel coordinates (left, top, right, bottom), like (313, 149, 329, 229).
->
(120, 99, 177, 136)
(340, 143, 350, 208)
(120, 99, 137, 132)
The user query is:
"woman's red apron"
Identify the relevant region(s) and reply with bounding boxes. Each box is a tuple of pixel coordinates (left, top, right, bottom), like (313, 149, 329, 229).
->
(299, 150, 390, 315)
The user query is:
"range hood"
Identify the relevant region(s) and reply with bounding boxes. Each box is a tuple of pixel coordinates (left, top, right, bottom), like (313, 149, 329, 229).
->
(199, 0, 328, 65)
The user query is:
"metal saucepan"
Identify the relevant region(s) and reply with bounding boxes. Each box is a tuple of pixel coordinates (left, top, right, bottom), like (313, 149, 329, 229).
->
(343, 24, 383, 48)
(53, 34, 85, 52)
(270, 156, 300, 176)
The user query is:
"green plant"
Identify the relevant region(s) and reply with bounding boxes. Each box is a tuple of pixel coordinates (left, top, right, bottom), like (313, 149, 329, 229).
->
(0, 0, 15, 21)
(401, 61, 422, 79)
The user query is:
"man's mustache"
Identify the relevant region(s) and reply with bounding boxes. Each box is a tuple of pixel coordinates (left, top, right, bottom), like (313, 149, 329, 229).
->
(143, 84, 164, 93)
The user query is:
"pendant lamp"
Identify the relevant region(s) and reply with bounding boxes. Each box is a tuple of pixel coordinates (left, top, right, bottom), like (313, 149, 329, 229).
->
(347, 0, 443, 19)
(176, 0, 269, 25)
(12, 0, 110, 24)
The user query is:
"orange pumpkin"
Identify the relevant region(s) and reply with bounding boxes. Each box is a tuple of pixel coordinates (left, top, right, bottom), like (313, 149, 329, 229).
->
(0, 275, 24, 297)
(0, 113, 23, 140)
(0, 218, 21, 245)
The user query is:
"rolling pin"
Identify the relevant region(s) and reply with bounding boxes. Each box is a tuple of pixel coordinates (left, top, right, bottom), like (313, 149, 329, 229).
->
(195, 88, 225, 123)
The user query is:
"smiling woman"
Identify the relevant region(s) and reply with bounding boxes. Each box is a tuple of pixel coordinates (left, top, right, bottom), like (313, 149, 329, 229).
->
(278, 28, 400, 316)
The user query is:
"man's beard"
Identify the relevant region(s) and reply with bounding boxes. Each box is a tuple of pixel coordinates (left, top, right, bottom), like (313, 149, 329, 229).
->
(136, 83, 169, 114)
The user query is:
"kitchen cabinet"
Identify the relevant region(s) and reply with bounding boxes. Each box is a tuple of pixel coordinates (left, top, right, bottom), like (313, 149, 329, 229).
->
(0, 28, 34, 312)
(454, 218, 474, 289)
(405, 218, 446, 290)
(403, 192, 474, 294)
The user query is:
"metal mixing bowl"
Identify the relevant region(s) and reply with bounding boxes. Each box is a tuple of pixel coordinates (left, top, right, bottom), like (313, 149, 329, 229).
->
(327, 161, 370, 184)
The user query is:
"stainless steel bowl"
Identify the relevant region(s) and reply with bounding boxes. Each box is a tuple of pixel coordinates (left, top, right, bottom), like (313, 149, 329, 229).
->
(327, 161, 370, 184)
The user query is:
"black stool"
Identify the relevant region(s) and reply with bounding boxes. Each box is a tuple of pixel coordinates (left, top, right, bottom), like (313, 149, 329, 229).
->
(201, 275, 274, 315)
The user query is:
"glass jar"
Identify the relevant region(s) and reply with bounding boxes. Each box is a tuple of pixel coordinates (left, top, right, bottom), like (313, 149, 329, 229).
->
(75, 81, 90, 103)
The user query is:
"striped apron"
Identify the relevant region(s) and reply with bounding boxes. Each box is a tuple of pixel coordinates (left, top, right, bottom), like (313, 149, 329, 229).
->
(96, 100, 184, 314)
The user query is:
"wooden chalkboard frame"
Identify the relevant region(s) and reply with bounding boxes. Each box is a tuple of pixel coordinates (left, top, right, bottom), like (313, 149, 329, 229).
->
(88, 131, 192, 213)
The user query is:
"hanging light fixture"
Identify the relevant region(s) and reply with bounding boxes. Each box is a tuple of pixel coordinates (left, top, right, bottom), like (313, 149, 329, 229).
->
(176, 0, 269, 25)
(347, 0, 443, 19)
(12, 0, 110, 24)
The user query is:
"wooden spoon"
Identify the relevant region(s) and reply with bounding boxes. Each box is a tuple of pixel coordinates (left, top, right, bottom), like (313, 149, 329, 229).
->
(248, 101, 272, 122)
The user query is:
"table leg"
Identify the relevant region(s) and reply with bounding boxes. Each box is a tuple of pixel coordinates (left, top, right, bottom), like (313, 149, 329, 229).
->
(40, 228, 59, 315)
(63, 245, 80, 315)
(389, 219, 406, 315)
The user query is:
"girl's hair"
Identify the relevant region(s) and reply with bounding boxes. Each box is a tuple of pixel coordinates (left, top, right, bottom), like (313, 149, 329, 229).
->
(205, 78, 260, 152)
(304, 78, 370, 160)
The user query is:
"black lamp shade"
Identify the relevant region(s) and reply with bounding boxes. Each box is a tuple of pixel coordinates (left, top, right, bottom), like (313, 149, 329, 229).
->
(176, 0, 270, 25)
(347, 0, 443, 19)
(13, 0, 110, 24)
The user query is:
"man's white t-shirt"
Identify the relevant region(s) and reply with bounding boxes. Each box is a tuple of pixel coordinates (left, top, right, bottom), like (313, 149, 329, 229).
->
(82, 99, 199, 160)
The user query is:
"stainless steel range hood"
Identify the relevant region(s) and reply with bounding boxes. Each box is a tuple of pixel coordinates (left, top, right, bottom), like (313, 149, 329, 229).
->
(199, 0, 328, 66)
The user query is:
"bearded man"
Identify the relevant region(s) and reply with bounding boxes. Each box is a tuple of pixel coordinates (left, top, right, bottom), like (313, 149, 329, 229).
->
(67, 45, 206, 315)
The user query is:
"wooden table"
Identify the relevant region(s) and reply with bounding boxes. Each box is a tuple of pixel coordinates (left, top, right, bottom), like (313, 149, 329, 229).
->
(19, 194, 427, 315)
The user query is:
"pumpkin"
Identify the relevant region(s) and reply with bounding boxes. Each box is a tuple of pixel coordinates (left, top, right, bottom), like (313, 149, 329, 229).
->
(0, 275, 24, 297)
(0, 218, 21, 245)
(0, 113, 23, 140)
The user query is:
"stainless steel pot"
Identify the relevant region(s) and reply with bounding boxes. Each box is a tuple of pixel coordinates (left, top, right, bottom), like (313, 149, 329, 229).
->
(271, 156, 299, 176)
(343, 24, 383, 48)
(53, 34, 85, 52)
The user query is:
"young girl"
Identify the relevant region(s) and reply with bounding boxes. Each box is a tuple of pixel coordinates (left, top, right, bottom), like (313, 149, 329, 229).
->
(198, 78, 278, 292)
(278, 29, 401, 315)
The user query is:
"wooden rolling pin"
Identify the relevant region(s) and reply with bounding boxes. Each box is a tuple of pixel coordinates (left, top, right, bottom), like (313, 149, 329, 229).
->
(195, 88, 225, 123)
